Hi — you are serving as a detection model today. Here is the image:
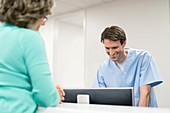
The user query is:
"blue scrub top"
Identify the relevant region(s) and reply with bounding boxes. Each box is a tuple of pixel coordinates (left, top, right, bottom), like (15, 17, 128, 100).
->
(93, 48, 163, 107)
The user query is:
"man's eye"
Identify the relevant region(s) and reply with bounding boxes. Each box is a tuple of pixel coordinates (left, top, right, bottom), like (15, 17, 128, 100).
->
(112, 47, 118, 49)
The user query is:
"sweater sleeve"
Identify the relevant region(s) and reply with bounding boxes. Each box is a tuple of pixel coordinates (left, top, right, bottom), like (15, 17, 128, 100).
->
(20, 30, 60, 107)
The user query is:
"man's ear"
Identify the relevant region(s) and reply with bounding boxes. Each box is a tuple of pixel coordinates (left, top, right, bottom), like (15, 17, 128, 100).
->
(122, 40, 126, 47)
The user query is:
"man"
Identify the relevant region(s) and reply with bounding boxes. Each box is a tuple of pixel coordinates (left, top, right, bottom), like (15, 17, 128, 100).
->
(93, 26, 163, 107)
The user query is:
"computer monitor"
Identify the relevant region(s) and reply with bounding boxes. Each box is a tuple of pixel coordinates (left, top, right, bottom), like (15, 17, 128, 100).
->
(63, 87, 134, 106)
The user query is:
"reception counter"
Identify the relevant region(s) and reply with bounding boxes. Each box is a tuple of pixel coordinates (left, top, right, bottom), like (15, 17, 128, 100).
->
(39, 103, 170, 113)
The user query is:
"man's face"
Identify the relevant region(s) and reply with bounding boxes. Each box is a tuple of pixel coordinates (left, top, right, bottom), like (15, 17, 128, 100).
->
(103, 39, 126, 62)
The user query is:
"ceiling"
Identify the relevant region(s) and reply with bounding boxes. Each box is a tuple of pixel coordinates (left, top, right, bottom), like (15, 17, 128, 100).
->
(53, 0, 117, 16)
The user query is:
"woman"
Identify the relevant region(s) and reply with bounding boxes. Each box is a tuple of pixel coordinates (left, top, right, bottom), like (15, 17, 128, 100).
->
(0, 0, 64, 113)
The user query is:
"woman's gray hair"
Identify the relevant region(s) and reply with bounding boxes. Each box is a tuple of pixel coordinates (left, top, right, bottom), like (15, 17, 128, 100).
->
(0, 0, 54, 28)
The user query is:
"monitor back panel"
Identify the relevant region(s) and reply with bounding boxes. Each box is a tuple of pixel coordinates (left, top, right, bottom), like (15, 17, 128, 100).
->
(63, 88, 134, 106)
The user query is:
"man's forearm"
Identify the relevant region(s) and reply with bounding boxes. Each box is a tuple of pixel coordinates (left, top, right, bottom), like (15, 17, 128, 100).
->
(138, 85, 151, 107)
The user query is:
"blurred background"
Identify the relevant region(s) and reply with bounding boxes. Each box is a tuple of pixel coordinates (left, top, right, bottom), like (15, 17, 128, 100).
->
(39, 0, 170, 108)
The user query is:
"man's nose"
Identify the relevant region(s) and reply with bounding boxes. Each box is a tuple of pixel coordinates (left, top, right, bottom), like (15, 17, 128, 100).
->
(109, 49, 115, 55)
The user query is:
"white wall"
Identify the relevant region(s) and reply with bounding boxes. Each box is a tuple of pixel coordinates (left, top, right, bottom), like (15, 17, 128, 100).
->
(53, 20, 85, 88)
(85, 0, 170, 108)
(39, 20, 54, 74)
(40, 11, 85, 88)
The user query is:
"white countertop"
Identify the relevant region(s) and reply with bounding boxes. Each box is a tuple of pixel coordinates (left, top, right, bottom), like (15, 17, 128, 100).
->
(39, 103, 170, 113)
